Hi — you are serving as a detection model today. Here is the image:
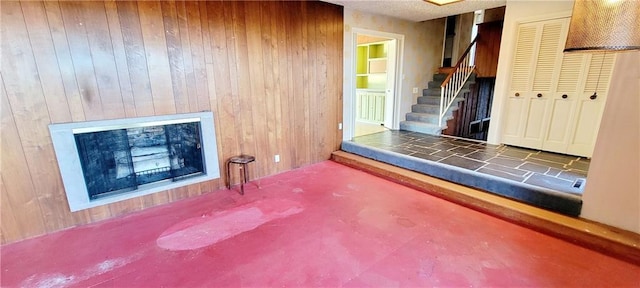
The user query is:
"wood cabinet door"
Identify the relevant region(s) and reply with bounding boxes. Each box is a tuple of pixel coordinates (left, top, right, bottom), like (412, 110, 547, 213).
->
(355, 91, 385, 124)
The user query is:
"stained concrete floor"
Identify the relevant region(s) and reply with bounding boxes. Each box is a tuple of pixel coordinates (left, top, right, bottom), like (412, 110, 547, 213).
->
(2, 161, 637, 287)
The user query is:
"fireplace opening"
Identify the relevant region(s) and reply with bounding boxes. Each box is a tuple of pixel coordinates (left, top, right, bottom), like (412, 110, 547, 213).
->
(50, 112, 219, 211)
(74, 122, 204, 200)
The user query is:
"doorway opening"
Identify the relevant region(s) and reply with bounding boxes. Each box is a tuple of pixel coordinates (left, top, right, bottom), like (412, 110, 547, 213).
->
(442, 15, 458, 68)
(352, 31, 399, 137)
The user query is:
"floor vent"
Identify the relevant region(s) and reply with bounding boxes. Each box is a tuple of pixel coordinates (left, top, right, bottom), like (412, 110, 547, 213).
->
(572, 178, 586, 189)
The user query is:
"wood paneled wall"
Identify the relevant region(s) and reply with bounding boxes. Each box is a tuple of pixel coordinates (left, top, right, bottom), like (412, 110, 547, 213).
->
(474, 21, 503, 78)
(0, 0, 343, 244)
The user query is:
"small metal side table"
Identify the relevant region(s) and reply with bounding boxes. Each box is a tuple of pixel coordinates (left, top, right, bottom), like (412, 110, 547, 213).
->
(226, 155, 256, 195)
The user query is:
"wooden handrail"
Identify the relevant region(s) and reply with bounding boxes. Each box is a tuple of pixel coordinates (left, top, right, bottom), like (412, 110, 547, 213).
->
(441, 35, 478, 88)
(438, 35, 478, 128)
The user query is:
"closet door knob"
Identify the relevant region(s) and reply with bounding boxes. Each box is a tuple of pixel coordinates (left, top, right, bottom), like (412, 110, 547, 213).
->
(590, 93, 598, 100)
(537, 93, 543, 98)
(515, 92, 520, 97)
(562, 94, 568, 99)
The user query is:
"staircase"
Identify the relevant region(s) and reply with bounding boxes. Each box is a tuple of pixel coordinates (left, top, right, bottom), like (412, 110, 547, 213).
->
(400, 72, 475, 135)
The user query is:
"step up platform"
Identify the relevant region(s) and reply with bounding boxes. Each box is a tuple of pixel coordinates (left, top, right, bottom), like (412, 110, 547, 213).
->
(341, 131, 584, 217)
(331, 150, 640, 265)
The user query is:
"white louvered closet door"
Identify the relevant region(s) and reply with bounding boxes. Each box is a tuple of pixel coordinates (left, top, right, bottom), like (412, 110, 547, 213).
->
(521, 19, 566, 149)
(502, 23, 538, 146)
(503, 18, 567, 149)
(567, 53, 615, 156)
(502, 17, 614, 157)
(542, 52, 584, 153)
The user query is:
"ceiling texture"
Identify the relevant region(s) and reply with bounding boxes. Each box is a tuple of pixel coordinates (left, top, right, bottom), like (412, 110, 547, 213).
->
(321, 0, 507, 22)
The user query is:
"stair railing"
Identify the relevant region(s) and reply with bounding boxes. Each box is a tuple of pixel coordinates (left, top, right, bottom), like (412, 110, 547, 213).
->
(439, 36, 477, 127)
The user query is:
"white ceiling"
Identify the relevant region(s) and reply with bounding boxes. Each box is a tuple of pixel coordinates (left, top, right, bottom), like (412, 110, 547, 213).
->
(321, 0, 507, 22)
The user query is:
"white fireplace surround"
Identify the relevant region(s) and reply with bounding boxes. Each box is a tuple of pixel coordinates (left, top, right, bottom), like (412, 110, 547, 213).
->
(49, 112, 220, 212)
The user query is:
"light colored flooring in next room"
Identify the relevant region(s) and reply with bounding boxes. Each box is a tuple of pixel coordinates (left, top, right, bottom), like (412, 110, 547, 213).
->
(354, 121, 388, 137)
(2, 161, 638, 287)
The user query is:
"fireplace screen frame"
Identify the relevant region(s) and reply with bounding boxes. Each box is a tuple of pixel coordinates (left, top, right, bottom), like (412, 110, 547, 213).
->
(49, 112, 220, 212)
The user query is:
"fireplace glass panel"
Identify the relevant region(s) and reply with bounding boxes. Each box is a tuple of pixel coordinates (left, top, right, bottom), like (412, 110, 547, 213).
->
(74, 122, 204, 199)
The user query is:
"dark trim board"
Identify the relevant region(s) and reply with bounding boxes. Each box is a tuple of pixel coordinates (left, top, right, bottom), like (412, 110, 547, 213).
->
(331, 151, 640, 266)
(341, 141, 582, 216)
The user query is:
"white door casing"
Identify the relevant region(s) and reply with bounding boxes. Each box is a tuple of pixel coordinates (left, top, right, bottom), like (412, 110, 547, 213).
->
(384, 39, 397, 129)
(345, 28, 404, 141)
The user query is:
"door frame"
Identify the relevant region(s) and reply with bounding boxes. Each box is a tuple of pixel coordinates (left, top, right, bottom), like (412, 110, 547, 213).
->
(344, 28, 404, 141)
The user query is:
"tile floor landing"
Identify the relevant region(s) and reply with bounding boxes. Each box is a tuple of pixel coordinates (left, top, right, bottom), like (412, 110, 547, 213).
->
(1, 161, 638, 287)
(351, 130, 590, 195)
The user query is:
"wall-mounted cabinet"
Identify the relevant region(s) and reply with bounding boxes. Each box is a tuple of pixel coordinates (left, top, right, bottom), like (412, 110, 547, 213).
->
(356, 91, 386, 123)
(502, 17, 615, 157)
(356, 42, 388, 90)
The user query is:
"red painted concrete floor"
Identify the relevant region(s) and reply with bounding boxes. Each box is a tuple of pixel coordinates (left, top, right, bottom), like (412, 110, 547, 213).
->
(2, 161, 639, 287)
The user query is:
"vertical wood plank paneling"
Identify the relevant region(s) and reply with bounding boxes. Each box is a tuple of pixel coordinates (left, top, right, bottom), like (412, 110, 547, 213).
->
(199, 1, 213, 66)
(184, 1, 210, 112)
(207, 1, 239, 181)
(0, 76, 47, 241)
(221, 1, 244, 174)
(475, 21, 503, 78)
(175, 1, 197, 114)
(260, 1, 278, 176)
(244, 2, 269, 178)
(43, 1, 86, 122)
(197, 1, 218, 194)
(222, 1, 242, 130)
(331, 4, 342, 153)
(274, 1, 294, 171)
(1, 1, 73, 232)
(81, 1, 126, 120)
(104, 0, 137, 118)
(307, 2, 320, 163)
(22, 1, 98, 224)
(314, 1, 330, 162)
(59, 1, 105, 120)
(337, 9, 344, 150)
(288, 1, 305, 168)
(230, 1, 251, 160)
(20, 1, 73, 124)
(231, 1, 258, 172)
(116, 0, 155, 117)
(1, 0, 343, 244)
(301, 2, 312, 165)
(161, 1, 189, 115)
(329, 5, 341, 152)
(137, 1, 176, 116)
(0, 176, 20, 242)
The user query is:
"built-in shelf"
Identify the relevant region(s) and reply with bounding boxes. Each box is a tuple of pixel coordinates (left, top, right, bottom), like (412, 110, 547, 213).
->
(356, 41, 388, 89)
